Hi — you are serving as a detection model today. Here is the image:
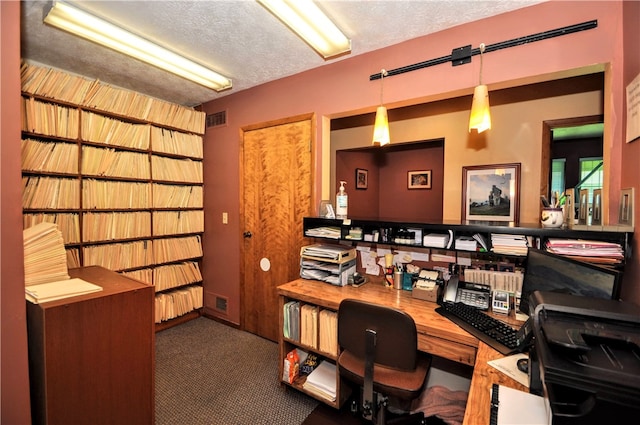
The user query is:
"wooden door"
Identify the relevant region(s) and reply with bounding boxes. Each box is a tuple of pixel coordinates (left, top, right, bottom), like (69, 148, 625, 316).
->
(240, 115, 313, 341)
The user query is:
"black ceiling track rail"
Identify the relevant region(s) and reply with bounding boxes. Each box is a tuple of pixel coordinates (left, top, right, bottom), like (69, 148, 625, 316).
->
(369, 20, 598, 81)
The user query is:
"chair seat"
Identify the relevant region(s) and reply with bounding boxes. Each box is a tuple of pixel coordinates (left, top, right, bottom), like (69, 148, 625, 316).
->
(338, 350, 432, 400)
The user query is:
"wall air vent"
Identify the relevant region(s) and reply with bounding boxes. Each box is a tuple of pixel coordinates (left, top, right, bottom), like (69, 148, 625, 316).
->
(206, 110, 227, 128)
(215, 295, 228, 312)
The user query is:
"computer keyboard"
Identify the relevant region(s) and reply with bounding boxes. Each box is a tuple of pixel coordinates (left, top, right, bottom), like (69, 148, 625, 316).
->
(436, 301, 529, 355)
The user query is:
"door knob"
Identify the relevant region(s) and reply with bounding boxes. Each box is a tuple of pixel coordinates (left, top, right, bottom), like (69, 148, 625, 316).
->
(243, 231, 252, 238)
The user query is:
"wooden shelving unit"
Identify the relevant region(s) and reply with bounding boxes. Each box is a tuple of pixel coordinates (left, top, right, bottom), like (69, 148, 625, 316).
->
(20, 62, 205, 330)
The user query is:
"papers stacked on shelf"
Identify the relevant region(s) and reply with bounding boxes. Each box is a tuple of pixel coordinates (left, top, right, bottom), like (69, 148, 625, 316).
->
(283, 301, 300, 342)
(423, 232, 451, 248)
(491, 234, 529, 256)
(545, 239, 624, 264)
(304, 226, 341, 239)
(454, 236, 477, 251)
(301, 244, 353, 261)
(25, 278, 102, 304)
(303, 361, 337, 402)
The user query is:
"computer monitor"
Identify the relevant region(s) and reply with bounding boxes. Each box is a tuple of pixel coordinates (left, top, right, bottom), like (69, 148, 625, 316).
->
(519, 248, 622, 315)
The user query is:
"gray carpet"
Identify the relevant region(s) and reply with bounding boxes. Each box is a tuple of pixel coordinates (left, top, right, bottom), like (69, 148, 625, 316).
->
(155, 316, 319, 425)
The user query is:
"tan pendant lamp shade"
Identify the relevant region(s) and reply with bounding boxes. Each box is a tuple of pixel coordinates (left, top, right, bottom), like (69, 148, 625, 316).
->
(373, 106, 390, 146)
(469, 84, 491, 133)
(373, 69, 390, 146)
(469, 43, 491, 133)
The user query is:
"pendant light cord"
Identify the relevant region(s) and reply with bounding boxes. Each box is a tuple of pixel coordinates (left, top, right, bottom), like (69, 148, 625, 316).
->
(478, 43, 485, 85)
(380, 69, 388, 105)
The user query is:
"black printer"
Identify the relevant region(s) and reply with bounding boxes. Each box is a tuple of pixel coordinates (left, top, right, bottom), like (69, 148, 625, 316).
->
(527, 291, 640, 424)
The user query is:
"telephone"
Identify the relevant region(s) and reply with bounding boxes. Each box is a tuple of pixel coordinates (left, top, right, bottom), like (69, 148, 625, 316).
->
(442, 276, 491, 310)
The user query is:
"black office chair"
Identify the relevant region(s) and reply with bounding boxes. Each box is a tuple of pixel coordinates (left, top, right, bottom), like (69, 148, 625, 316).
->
(337, 299, 432, 425)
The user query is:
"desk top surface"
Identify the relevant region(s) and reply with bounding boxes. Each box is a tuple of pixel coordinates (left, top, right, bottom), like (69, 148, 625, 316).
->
(278, 278, 478, 353)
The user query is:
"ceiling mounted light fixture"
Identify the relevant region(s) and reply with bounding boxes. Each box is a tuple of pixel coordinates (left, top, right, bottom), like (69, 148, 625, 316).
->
(372, 69, 390, 147)
(469, 43, 491, 133)
(43, 1, 232, 92)
(258, 0, 351, 59)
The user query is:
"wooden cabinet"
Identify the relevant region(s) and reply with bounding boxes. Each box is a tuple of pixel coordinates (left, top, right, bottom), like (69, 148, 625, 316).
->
(26, 266, 154, 425)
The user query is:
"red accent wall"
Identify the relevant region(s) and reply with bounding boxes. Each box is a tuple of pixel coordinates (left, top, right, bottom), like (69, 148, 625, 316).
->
(1, 1, 32, 422)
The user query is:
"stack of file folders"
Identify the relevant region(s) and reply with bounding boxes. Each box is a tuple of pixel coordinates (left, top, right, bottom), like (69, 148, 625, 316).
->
(300, 304, 319, 348)
(283, 300, 300, 342)
(491, 233, 529, 256)
(302, 360, 337, 402)
(545, 238, 624, 264)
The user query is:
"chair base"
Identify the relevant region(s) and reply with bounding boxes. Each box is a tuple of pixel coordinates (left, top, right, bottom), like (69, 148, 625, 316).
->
(349, 389, 426, 425)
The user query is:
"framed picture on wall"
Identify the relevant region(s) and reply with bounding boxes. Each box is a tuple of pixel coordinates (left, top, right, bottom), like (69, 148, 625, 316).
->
(462, 163, 521, 224)
(355, 168, 368, 190)
(619, 187, 635, 226)
(592, 188, 602, 226)
(578, 189, 589, 225)
(408, 170, 431, 189)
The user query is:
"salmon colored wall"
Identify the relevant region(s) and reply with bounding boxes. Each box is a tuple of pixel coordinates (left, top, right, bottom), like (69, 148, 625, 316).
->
(1, 1, 33, 423)
(619, 0, 640, 304)
(201, 0, 634, 324)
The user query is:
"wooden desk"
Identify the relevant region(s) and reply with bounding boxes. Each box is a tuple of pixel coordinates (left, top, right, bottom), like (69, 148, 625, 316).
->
(278, 278, 527, 418)
(278, 278, 478, 366)
(463, 342, 528, 425)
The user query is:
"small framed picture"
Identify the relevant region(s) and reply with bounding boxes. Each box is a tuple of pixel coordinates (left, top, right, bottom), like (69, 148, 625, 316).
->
(355, 168, 368, 190)
(619, 187, 635, 226)
(461, 163, 520, 224)
(408, 170, 431, 189)
(592, 189, 602, 226)
(578, 189, 589, 225)
(564, 188, 575, 228)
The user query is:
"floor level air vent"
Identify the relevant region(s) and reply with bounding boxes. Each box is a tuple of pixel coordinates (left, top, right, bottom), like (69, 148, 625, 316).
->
(215, 295, 228, 313)
(206, 110, 227, 128)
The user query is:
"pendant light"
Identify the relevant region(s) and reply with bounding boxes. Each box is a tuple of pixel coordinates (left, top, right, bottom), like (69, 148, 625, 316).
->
(469, 43, 491, 133)
(372, 69, 390, 146)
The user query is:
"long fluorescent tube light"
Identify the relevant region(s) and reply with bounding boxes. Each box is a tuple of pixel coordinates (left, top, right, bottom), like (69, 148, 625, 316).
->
(43, 1, 232, 92)
(258, 0, 351, 59)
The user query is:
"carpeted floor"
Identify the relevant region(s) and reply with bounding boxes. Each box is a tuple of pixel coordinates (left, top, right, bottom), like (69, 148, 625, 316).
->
(155, 317, 319, 425)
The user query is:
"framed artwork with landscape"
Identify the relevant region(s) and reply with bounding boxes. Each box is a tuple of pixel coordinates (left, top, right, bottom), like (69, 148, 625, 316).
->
(462, 163, 521, 224)
(408, 170, 431, 189)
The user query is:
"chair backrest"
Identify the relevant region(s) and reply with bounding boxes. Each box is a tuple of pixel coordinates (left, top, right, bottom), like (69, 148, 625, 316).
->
(338, 298, 418, 371)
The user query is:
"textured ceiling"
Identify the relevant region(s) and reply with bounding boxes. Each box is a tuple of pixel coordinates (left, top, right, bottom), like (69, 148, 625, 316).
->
(21, 0, 544, 107)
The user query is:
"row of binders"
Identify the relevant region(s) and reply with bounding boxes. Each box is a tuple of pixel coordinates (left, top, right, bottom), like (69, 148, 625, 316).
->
(112, 261, 202, 292)
(21, 61, 205, 134)
(82, 146, 151, 179)
(21, 97, 79, 138)
(154, 285, 203, 323)
(463, 268, 524, 294)
(153, 210, 204, 235)
(24, 212, 80, 244)
(22, 138, 79, 174)
(151, 156, 203, 183)
(283, 301, 338, 356)
(81, 110, 150, 149)
(82, 235, 203, 271)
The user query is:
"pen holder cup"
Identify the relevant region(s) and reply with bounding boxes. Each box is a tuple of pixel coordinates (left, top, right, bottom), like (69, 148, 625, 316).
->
(541, 207, 564, 228)
(393, 271, 403, 290)
(402, 273, 417, 291)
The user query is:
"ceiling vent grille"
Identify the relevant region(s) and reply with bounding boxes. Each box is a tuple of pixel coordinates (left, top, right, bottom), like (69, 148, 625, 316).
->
(206, 110, 227, 128)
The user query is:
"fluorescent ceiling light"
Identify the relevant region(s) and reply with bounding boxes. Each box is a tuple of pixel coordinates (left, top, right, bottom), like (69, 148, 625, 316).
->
(43, 1, 232, 92)
(258, 0, 351, 59)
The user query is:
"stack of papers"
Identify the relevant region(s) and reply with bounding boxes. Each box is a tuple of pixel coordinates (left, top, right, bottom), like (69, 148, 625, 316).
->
(545, 239, 624, 264)
(301, 244, 350, 261)
(491, 234, 529, 256)
(304, 227, 341, 239)
(25, 278, 102, 304)
(423, 233, 451, 248)
(23, 222, 70, 286)
(454, 236, 477, 251)
(303, 361, 336, 402)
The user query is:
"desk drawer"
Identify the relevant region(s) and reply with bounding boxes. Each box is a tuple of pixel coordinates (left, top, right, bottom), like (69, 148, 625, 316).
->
(418, 333, 476, 366)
